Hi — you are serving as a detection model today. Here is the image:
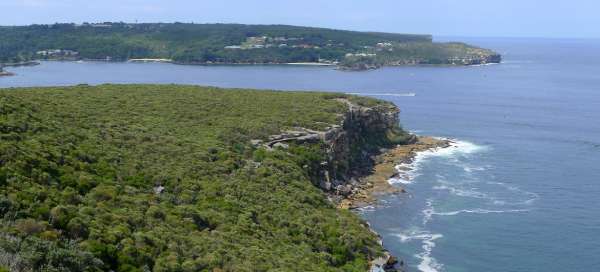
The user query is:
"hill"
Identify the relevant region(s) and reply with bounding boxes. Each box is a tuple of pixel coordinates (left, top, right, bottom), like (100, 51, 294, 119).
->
(0, 23, 500, 70)
(0, 84, 411, 271)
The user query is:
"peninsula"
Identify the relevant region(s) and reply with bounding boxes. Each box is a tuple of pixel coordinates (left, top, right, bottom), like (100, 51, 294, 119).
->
(0, 84, 430, 271)
(0, 23, 501, 71)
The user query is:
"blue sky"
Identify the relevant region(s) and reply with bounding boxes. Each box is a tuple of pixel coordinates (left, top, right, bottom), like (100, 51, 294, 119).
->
(1, 0, 598, 38)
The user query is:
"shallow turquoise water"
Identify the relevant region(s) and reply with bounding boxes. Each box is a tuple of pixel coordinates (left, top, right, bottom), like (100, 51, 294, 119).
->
(2, 37, 599, 271)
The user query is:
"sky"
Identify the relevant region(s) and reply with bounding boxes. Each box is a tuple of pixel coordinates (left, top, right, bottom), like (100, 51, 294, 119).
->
(1, 0, 599, 38)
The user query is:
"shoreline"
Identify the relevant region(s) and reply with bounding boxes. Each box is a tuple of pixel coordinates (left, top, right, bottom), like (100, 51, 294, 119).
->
(0, 61, 40, 77)
(7, 59, 499, 73)
(2, 61, 40, 68)
(352, 136, 451, 272)
(339, 136, 451, 210)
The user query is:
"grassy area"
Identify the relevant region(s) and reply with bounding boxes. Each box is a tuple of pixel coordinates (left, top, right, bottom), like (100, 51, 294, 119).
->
(0, 84, 386, 271)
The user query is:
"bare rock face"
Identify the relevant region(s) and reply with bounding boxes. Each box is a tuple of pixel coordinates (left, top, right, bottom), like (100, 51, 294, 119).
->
(256, 98, 406, 199)
(321, 99, 402, 192)
(319, 180, 332, 191)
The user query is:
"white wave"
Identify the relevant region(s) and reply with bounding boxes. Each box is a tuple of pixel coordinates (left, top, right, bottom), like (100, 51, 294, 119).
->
(422, 199, 435, 225)
(414, 139, 488, 163)
(435, 179, 538, 206)
(355, 205, 376, 213)
(462, 165, 487, 173)
(388, 139, 487, 186)
(432, 185, 490, 199)
(345, 92, 416, 97)
(388, 162, 421, 185)
(432, 208, 529, 216)
(393, 229, 444, 272)
(486, 181, 540, 205)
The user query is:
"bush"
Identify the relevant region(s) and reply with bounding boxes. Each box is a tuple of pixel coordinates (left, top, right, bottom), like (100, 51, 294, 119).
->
(0, 85, 385, 271)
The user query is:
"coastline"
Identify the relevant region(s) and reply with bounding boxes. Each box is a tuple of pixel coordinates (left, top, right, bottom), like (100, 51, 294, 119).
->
(6, 58, 500, 73)
(0, 61, 40, 77)
(2, 61, 40, 68)
(340, 136, 451, 210)
(353, 136, 451, 272)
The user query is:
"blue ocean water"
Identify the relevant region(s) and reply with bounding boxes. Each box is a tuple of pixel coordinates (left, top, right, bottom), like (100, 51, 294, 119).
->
(2, 38, 599, 272)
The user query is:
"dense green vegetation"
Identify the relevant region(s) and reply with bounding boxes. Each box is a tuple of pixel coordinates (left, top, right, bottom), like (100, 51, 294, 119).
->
(0, 84, 393, 271)
(0, 23, 499, 69)
(340, 42, 501, 70)
(0, 23, 429, 63)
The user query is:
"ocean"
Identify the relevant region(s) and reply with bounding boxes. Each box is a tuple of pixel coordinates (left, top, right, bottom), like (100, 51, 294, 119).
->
(2, 37, 599, 272)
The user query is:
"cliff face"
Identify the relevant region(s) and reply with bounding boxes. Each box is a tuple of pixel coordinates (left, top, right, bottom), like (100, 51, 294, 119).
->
(320, 99, 407, 193)
(322, 99, 408, 272)
(259, 98, 412, 198)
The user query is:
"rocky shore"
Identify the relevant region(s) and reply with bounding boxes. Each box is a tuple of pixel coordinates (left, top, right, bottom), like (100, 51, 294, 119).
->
(338, 136, 451, 210)
(360, 137, 451, 272)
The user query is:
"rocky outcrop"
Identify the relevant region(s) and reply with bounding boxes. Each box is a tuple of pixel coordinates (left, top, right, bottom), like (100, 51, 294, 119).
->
(254, 98, 413, 272)
(320, 99, 407, 197)
(255, 98, 411, 198)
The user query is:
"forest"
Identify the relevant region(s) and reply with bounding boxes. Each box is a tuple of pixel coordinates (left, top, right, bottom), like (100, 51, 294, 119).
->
(0, 84, 411, 271)
(0, 23, 428, 63)
(0, 23, 499, 69)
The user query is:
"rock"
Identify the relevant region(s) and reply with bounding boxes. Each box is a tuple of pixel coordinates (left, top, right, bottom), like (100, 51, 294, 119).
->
(153, 185, 165, 195)
(250, 139, 263, 146)
(336, 184, 353, 196)
(268, 135, 283, 141)
(273, 142, 289, 149)
(338, 199, 352, 210)
(385, 256, 398, 268)
(319, 180, 332, 191)
(297, 134, 320, 142)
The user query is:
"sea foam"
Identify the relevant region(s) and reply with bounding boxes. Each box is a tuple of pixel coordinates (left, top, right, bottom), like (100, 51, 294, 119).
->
(393, 229, 444, 272)
(432, 184, 490, 199)
(431, 208, 530, 216)
(388, 139, 488, 185)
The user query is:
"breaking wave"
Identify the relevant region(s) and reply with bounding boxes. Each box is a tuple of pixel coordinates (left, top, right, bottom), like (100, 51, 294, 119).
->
(388, 139, 488, 185)
(432, 208, 530, 216)
(393, 229, 444, 272)
(383, 137, 538, 272)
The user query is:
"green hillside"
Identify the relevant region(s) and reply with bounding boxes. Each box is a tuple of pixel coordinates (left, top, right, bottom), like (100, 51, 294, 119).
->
(0, 85, 401, 271)
(0, 23, 499, 69)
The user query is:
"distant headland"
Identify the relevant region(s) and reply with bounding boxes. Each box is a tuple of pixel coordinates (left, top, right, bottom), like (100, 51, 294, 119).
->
(0, 23, 501, 71)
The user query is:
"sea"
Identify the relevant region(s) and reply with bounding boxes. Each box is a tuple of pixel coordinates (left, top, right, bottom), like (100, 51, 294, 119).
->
(2, 37, 599, 272)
